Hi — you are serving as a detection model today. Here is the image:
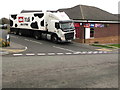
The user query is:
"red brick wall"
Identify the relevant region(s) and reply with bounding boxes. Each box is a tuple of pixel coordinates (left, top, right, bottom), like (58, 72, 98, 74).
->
(78, 26, 84, 39)
(94, 24, 119, 38)
(85, 36, 119, 44)
(74, 23, 84, 39)
(74, 23, 119, 44)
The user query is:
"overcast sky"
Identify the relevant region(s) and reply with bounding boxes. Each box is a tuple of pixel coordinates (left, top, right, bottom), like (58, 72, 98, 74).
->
(0, 0, 119, 18)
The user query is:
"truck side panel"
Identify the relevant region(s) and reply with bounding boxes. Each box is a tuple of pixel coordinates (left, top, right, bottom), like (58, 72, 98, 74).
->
(10, 13, 46, 31)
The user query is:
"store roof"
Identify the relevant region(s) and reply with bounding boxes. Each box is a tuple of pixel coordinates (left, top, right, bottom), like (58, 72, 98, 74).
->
(58, 5, 118, 21)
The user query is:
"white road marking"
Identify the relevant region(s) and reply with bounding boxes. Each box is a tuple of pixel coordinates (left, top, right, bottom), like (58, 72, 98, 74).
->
(13, 54, 23, 56)
(48, 53, 55, 55)
(37, 53, 46, 56)
(12, 50, 112, 57)
(26, 53, 35, 56)
(81, 51, 87, 54)
(29, 40, 42, 44)
(65, 53, 72, 55)
(103, 51, 108, 53)
(24, 39, 42, 44)
(53, 46, 76, 52)
(98, 51, 103, 54)
(93, 51, 98, 54)
(73, 52, 81, 54)
(87, 51, 93, 54)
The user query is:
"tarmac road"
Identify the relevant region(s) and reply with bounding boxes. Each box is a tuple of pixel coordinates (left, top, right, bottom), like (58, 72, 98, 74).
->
(2, 54, 118, 88)
(1, 33, 119, 88)
(4, 34, 117, 57)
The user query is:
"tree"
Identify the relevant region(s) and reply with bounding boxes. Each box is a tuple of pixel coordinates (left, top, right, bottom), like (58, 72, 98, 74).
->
(0, 18, 10, 25)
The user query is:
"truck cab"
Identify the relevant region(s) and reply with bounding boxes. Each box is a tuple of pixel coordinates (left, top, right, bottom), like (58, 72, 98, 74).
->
(45, 11, 75, 42)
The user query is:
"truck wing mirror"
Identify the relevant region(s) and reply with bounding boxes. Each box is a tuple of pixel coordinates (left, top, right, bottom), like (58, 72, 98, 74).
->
(55, 23, 60, 29)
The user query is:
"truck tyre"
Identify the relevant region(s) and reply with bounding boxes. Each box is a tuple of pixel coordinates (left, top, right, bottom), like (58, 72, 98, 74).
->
(51, 34, 58, 43)
(18, 31, 22, 36)
(35, 35, 39, 40)
(34, 31, 41, 40)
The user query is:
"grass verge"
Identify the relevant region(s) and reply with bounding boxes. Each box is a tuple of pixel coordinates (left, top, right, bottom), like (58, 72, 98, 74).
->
(108, 44, 120, 48)
(91, 44, 114, 49)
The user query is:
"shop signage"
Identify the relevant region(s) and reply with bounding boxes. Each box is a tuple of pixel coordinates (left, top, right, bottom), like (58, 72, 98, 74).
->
(90, 24, 95, 27)
(74, 23, 80, 27)
(84, 23, 90, 28)
(95, 24, 104, 27)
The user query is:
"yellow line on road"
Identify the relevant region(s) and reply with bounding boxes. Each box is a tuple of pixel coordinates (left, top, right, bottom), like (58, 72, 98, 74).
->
(95, 48, 113, 51)
(1, 48, 26, 53)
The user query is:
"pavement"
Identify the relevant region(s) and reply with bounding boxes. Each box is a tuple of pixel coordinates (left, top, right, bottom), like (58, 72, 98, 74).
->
(0, 42, 27, 55)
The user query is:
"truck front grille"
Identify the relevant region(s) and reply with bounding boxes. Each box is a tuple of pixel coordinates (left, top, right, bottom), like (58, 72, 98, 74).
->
(65, 32, 74, 40)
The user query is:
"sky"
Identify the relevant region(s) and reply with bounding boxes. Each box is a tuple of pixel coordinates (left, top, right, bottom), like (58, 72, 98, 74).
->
(0, 0, 119, 18)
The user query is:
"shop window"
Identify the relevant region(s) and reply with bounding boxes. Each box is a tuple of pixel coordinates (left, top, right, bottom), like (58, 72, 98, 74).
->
(104, 24, 109, 27)
(90, 28, 94, 38)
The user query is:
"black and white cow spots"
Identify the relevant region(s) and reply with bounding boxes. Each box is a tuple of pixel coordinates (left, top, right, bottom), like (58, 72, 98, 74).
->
(32, 17, 34, 21)
(10, 20, 13, 26)
(10, 13, 45, 30)
(15, 24, 18, 27)
(41, 20, 44, 26)
(11, 14, 17, 20)
(34, 13, 44, 18)
(30, 21, 39, 29)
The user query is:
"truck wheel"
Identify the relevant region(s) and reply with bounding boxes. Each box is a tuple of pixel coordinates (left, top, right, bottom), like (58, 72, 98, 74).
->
(18, 31, 22, 36)
(51, 35, 58, 43)
(35, 35, 39, 40)
(34, 31, 41, 40)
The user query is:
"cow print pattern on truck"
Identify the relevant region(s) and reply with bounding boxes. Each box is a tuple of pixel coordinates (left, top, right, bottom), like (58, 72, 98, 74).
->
(10, 20, 13, 26)
(10, 12, 44, 30)
(32, 17, 34, 21)
(34, 13, 44, 18)
(41, 20, 44, 26)
(15, 24, 18, 27)
(30, 21, 39, 29)
(11, 14, 17, 20)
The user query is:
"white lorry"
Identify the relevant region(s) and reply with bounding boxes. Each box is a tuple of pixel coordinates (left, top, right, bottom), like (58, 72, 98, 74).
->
(10, 11, 75, 43)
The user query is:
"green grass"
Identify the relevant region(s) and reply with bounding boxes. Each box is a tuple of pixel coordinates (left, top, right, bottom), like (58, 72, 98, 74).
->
(108, 44, 120, 48)
(91, 44, 120, 49)
(91, 44, 114, 49)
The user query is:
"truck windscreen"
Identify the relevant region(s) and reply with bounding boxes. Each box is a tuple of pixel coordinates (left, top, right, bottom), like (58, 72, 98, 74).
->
(60, 22, 75, 32)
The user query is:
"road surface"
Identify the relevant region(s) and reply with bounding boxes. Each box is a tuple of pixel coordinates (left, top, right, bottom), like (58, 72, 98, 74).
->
(2, 33, 119, 88)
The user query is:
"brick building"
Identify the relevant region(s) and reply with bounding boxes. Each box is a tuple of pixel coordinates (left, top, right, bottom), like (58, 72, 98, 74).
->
(58, 5, 119, 44)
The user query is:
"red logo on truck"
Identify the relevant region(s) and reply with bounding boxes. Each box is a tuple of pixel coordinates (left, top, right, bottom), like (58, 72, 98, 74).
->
(18, 17, 24, 22)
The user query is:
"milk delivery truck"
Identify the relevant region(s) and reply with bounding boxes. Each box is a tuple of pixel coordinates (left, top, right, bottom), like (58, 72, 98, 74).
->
(10, 11, 75, 43)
